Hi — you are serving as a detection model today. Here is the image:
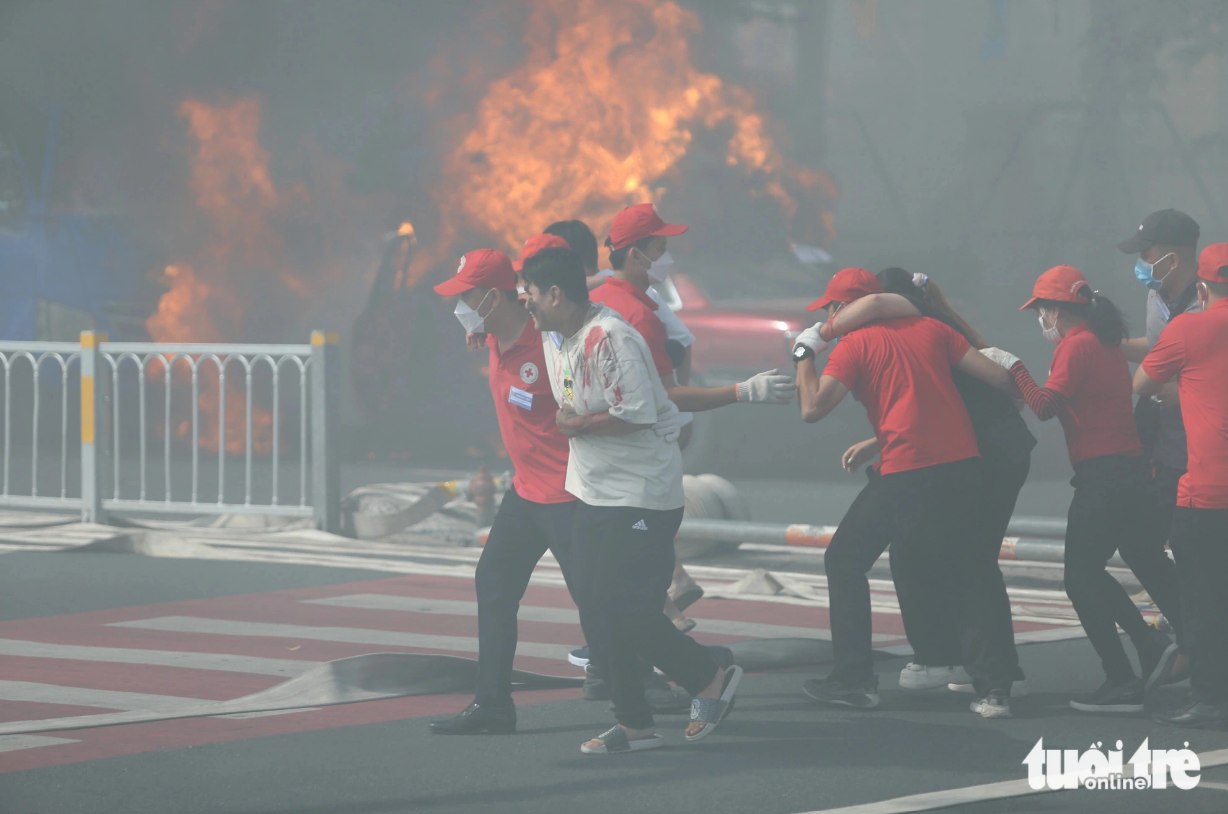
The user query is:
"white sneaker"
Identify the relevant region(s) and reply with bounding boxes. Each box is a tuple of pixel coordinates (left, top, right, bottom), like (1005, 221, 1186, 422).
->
(969, 691, 1012, 719)
(899, 663, 971, 690)
(949, 679, 1029, 697)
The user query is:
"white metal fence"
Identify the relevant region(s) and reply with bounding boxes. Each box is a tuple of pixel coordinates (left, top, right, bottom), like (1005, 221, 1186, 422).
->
(0, 331, 341, 531)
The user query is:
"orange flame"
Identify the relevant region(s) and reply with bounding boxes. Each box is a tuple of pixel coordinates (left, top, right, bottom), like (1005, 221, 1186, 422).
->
(147, 98, 287, 455)
(406, 0, 835, 286)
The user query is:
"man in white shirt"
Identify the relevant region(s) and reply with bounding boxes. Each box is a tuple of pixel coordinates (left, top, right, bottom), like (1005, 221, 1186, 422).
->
(519, 245, 741, 754)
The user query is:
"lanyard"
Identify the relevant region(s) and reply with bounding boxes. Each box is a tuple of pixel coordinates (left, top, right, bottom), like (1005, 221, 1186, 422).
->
(549, 331, 575, 402)
(552, 307, 597, 402)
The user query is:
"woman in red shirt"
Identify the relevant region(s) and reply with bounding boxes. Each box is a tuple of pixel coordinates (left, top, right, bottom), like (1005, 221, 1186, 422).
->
(983, 265, 1181, 714)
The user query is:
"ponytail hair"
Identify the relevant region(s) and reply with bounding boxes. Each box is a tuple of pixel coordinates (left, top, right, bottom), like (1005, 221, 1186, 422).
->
(1035, 286, 1130, 346)
(1082, 288, 1129, 346)
(877, 267, 988, 349)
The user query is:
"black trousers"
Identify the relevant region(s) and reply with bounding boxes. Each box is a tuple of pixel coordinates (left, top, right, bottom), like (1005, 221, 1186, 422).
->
(1170, 507, 1228, 703)
(474, 486, 578, 707)
(1063, 455, 1169, 685)
(571, 501, 718, 730)
(896, 452, 1027, 690)
(826, 458, 1011, 690)
(1135, 463, 1186, 645)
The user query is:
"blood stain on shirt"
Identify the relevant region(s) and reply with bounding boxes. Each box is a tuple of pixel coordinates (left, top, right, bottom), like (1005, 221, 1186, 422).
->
(584, 326, 606, 359)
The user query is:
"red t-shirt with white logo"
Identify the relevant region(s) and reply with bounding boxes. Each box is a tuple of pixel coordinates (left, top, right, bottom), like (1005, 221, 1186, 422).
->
(488, 321, 572, 504)
(589, 278, 674, 376)
(1141, 298, 1228, 509)
(1042, 323, 1143, 466)
(822, 316, 980, 474)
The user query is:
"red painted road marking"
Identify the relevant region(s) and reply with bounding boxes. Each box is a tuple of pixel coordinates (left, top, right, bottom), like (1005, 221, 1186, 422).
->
(0, 571, 1077, 773)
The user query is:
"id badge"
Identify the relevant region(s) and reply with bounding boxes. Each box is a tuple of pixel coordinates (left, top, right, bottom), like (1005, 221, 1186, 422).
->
(508, 386, 534, 410)
(1156, 296, 1171, 323)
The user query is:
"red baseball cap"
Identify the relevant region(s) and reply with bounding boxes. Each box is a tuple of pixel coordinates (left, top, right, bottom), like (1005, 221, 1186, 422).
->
(807, 267, 883, 312)
(433, 249, 515, 296)
(1198, 242, 1228, 282)
(512, 233, 570, 272)
(607, 203, 688, 251)
(1019, 265, 1092, 310)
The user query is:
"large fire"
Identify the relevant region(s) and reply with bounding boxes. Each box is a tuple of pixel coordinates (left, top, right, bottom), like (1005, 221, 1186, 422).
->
(405, 0, 836, 287)
(146, 98, 286, 455)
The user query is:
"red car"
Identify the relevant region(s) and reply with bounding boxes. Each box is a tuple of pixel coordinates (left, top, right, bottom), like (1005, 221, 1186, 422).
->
(649, 272, 812, 470)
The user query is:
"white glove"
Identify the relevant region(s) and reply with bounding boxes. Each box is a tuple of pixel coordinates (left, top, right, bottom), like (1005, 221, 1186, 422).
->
(736, 369, 796, 404)
(651, 410, 689, 443)
(792, 322, 830, 354)
(979, 347, 1021, 370)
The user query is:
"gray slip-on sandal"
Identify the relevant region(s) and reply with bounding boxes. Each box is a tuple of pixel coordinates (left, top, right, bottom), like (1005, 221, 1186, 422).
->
(580, 725, 664, 755)
(685, 665, 743, 743)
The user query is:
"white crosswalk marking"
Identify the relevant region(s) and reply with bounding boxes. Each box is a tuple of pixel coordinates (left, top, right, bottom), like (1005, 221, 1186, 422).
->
(108, 616, 573, 660)
(304, 594, 903, 642)
(0, 680, 212, 712)
(0, 638, 320, 676)
(0, 735, 80, 753)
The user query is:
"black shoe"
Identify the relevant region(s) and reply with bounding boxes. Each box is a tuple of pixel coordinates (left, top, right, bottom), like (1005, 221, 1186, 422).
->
(1138, 632, 1179, 692)
(568, 646, 590, 668)
(645, 671, 691, 713)
(802, 675, 880, 709)
(1069, 679, 1144, 713)
(1153, 698, 1228, 730)
(583, 665, 610, 701)
(429, 702, 516, 735)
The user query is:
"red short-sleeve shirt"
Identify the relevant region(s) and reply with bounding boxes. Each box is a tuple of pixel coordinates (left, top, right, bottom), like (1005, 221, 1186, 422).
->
(1141, 299, 1228, 509)
(488, 321, 573, 504)
(589, 278, 674, 376)
(822, 316, 980, 474)
(1042, 323, 1143, 466)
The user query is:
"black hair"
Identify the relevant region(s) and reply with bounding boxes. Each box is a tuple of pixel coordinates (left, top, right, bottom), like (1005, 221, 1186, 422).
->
(877, 267, 987, 349)
(520, 246, 590, 306)
(607, 235, 655, 271)
(1034, 286, 1129, 346)
(543, 220, 599, 271)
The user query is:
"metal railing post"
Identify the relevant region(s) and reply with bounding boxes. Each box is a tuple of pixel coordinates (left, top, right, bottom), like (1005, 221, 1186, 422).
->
(80, 331, 108, 524)
(310, 331, 340, 533)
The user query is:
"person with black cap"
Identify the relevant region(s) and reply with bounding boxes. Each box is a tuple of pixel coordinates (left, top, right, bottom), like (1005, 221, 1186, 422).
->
(1117, 208, 1199, 679)
(1135, 243, 1228, 729)
(792, 267, 1020, 714)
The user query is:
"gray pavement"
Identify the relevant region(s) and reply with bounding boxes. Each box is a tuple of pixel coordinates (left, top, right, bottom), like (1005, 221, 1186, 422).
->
(2, 549, 1226, 814)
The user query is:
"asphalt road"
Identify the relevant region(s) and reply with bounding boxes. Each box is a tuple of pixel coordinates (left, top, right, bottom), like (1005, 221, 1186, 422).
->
(3, 550, 1227, 814)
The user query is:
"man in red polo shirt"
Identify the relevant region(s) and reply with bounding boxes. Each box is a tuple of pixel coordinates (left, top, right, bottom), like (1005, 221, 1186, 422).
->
(1136, 242, 1228, 729)
(428, 247, 579, 735)
(793, 267, 1020, 714)
(593, 203, 795, 409)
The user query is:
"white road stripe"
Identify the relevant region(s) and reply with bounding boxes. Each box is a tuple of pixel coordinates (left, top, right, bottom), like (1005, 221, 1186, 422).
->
(0, 638, 321, 677)
(108, 616, 572, 661)
(0, 735, 80, 753)
(0, 680, 211, 712)
(304, 594, 902, 642)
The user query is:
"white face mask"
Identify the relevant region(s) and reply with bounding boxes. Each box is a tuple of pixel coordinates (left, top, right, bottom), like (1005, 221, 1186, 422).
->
(645, 250, 676, 284)
(1038, 309, 1061, 344)
(454, 289, 495, 334)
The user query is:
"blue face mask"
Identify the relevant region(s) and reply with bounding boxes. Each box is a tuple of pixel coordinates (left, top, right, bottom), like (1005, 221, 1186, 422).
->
(1134, 253, 1173, 291)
